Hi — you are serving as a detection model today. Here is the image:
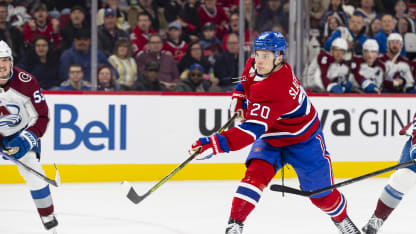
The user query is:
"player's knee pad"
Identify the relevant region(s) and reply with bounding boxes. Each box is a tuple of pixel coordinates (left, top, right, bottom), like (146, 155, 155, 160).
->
(387, 168, 416, 194)
(18, 151, 47, 190)
(242, 159, 276, 190)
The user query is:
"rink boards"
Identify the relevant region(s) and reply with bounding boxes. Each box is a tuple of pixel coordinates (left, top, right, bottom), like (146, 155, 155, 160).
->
(0, 92, 414, 183)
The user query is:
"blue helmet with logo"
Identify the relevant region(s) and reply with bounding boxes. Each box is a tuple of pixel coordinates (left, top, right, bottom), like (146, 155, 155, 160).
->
(254, 31, 287, 59)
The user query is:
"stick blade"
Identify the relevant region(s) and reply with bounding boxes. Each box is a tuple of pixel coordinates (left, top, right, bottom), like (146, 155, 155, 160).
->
(53, 164, 61, 187)
(269, 184, 312, 196)
(121, 181, 145, 204)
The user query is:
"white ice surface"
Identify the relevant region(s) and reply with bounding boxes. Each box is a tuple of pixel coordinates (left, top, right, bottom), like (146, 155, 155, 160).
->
(0, 178, 414, 234)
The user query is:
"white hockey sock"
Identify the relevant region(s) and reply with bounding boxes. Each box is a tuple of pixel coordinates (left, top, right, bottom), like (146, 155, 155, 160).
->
(380, 168, 416, 208)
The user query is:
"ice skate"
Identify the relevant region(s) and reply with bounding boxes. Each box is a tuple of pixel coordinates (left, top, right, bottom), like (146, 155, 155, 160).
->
(332, 215, 361, 234)
(362, 215, 383, 234)
(225, 219, 244, 234)
(41, 214, 58, 233)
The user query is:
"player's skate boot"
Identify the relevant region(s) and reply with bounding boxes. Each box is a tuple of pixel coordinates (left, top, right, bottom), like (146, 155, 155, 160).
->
(225, 218, 244, 234)
(332, 215, 361, 234)
(41, 214, 58, 234)
(362, 215, 383, 234)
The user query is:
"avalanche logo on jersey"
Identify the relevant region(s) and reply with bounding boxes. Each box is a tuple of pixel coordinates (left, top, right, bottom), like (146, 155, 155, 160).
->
(18, 72, 33, 83)
(0, 104, 22, 127)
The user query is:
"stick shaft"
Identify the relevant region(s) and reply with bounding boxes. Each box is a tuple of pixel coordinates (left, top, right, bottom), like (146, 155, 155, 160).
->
(270, 159, 416, 196)
(127, 114, 237, 204)
(1, 152, 59, 187)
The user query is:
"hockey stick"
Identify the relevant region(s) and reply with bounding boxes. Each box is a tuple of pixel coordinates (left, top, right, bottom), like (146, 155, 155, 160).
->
(122, 114, 238, 204)
(270, 159, 416, 197)
(1, 151, 61, 187)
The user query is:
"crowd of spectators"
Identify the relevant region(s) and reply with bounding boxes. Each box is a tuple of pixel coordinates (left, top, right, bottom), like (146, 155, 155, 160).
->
(2, 0, 416, 94)
(1, 0, 277, 92)
(307, 0, 416, 94)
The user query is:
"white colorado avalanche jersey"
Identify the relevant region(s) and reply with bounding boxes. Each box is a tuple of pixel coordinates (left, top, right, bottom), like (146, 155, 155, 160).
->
(0, 67, 49, 139)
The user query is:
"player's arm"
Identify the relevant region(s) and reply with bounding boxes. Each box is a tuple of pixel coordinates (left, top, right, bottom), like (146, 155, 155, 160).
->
(230, 57, 254, 121)
(190, 99, 283, 158)
(26, 89, 49, 138)
(223, 100, 279, 151)
(3, 77, 49, 159)
(230, 83, 247, 121)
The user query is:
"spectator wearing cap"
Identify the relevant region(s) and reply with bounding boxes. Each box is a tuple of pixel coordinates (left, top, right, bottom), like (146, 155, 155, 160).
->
(59, 29, 109, 82)
(97, 0, 130, 31)
(163, 21, 188, 62)
(198, 0, 229, 39)
(175, 63, 219, 92)
(18, 36, 61, 90)
(109, 39, 138, 90)
(58, 63, 92, 91)
(0, 3, 24, 63)
(60, 5, 89, 51)
(130, 12, 157, 57)
(98, 8, 129, 57)
(136, 34, 179, 90)
(164, 0, 201, 41)
(214, 33, 240, 92)
(199, 22, 222, 66)
(126, 0, 168, 32)
(132, 60, 167, 91)
(23, 1, 62, 48)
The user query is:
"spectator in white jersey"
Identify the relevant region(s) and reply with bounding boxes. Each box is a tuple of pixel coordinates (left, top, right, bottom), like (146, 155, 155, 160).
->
(350, 39, 385, 93)
(308, 37, 352, 93)
(379, 33, 415, 93)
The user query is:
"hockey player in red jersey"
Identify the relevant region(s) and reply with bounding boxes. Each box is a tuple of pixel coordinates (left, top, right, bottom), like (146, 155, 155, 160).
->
(0, 41, 58, 233)
(189, 31, 361, 234)
(362, 113, 416, 234)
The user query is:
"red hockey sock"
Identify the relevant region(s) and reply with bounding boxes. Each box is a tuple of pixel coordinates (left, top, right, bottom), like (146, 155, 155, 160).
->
(229, 159, 275, 223)
(310, 189, 347, 222)
(374, 199, 394, 220)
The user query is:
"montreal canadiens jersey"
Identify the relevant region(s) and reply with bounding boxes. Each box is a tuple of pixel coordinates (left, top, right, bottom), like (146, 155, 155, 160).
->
(0, 67, 49, 138)
(222, 58, 320, 151)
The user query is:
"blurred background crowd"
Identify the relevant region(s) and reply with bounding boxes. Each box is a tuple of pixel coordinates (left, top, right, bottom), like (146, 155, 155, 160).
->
(2, 0, 416, 93)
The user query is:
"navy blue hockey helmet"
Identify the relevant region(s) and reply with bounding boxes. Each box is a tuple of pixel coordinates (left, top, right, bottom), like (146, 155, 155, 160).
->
(254, 31, 287, 59)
